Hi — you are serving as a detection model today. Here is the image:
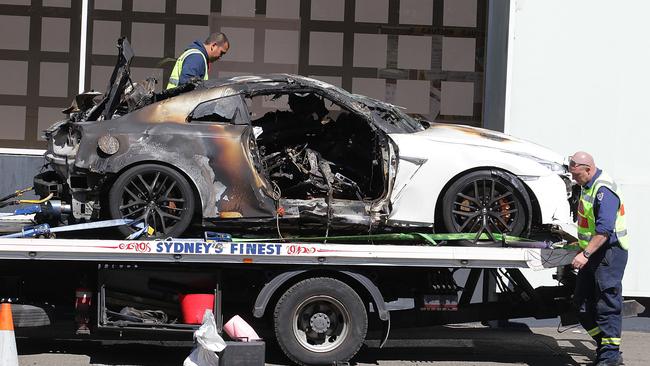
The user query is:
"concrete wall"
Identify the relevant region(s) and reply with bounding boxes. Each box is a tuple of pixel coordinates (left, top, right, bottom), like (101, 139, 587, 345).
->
(505, 0, 650, 296)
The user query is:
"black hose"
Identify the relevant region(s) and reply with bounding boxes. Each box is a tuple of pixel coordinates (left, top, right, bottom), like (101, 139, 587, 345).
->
(0, 187, 32, 203)
(0, 192, 19, 203)
(0, 200, 17, 208)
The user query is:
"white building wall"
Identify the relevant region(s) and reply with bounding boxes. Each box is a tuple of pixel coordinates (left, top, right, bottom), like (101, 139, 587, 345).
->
(506, 0, 650, 296)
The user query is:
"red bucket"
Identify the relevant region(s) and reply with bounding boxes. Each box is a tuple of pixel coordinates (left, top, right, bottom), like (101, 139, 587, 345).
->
(179, 293, 215, 324)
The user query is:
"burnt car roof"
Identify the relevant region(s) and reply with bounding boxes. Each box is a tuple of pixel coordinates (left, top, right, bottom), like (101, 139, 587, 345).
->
(204, 74, 335, 89)
(203, 74, 360, 102)
(202, 74, 392, 111)
(197, 74, 424, 133)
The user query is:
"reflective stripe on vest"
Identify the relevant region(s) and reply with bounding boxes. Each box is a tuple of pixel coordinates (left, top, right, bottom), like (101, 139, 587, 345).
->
(166, 48, 208, 90)
(576, 171, 629, 250)
(578, 229, 628, 242)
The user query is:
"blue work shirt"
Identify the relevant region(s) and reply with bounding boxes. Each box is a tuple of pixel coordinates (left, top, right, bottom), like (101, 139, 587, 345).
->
(179, 41, 209, 85)
(584, 169, 620, 244)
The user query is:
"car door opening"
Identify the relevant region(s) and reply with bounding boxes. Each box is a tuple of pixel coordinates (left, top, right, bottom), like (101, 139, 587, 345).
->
(247, 92, 386, 202)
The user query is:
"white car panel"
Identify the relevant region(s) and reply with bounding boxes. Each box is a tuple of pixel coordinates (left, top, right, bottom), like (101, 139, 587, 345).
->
(525, 175, 576, 236)
(387, 124, 571, 229)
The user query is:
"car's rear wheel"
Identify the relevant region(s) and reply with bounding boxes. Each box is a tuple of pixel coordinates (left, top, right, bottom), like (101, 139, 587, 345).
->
(109, 164, 195, 238)
(441, 170, 530, 246)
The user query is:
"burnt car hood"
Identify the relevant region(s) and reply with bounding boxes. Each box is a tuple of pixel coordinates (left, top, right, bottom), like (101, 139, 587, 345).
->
(409, 123, 565, 165)
(89, 37, 134, 121)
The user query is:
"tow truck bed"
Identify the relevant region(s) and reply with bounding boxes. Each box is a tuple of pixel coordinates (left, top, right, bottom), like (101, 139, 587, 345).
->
(0, 237, 574, 269)
(0, 235, 579, 365)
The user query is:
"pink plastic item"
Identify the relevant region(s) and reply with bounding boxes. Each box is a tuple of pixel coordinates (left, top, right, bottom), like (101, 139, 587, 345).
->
(223, 315, 260, 341)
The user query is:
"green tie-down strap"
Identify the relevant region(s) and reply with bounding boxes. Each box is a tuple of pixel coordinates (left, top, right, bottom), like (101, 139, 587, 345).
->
(232, 232, 535, 246)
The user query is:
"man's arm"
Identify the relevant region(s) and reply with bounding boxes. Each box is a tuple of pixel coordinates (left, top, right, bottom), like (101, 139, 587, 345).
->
(594, 187, 620, 240)
(572, 233, 609, 270)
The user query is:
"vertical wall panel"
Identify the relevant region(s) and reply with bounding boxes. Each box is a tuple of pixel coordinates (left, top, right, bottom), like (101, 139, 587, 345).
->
(0, 0, 81, 148)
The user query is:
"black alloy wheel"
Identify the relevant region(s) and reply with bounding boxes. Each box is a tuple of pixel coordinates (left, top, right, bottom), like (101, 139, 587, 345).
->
(109, 164, 195, 238)
(441, 170, 530, 246)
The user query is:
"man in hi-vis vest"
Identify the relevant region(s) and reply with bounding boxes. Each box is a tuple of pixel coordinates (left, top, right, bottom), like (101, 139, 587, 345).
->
(166, 32, 229, 90)
(570, 151, 628, 366)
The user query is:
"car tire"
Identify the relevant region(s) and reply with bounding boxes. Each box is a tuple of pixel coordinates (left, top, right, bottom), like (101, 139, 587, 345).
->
(109, 164, 196, 238)
(274, 277, 368, 365)
(441, 169, 531, 246)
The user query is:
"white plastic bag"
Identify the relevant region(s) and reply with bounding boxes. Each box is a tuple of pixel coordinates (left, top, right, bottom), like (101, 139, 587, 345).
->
(183, 310, 227, 366)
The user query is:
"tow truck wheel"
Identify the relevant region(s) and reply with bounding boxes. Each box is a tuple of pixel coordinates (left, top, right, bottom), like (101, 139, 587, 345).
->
(108, 164, 195, 238)
(441, 170, 530, 246)
(274, 277, 367, 365)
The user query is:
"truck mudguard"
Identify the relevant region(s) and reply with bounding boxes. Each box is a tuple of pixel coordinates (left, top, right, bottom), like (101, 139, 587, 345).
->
(252, 270, 389, 321)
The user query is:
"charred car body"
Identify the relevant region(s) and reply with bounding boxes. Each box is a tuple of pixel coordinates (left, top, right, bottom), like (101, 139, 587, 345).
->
(35, 39, 577, 241)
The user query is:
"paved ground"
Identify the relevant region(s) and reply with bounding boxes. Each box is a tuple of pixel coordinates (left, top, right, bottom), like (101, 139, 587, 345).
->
(16, 320, 649, 366)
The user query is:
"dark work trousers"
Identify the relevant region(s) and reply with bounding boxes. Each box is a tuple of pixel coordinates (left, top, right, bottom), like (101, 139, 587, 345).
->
(574, 244, 628, 362)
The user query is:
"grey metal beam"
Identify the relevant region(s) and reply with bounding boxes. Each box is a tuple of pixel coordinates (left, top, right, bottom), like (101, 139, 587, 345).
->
(483, 0, 510, 132)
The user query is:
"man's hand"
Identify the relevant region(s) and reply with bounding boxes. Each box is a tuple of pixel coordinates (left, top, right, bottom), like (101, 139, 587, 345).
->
(572, 252, 588, 270)
(573, 234, 607, 270)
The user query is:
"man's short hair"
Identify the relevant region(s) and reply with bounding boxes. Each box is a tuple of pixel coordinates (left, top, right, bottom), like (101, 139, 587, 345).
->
(205, 32, 229, 47)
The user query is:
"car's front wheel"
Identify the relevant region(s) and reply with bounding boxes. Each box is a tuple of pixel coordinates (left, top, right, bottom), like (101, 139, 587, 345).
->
(108, 164, 195, 238)
(441, 170, 530, 246)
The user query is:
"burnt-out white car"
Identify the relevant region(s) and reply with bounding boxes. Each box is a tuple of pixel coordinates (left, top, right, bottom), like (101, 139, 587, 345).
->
(36, 39, 576, 242)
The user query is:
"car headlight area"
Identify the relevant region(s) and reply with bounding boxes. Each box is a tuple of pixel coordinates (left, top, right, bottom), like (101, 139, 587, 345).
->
(520, 173, 573, 226)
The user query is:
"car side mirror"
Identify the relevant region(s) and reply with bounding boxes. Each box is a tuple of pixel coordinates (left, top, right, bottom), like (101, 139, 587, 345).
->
(419, 120, 431, 129)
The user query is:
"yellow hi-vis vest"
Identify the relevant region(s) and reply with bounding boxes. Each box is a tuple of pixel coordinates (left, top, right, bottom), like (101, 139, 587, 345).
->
(576, 170, 629, 250)
(166, 48, 208, 90)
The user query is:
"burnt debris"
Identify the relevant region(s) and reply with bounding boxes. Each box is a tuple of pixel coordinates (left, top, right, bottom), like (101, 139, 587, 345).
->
(252, 92, 384, 202)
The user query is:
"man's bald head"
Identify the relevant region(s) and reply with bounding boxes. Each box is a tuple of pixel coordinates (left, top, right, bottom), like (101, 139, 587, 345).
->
(570, 151, 595, 169)
(569, 151, 597, 185)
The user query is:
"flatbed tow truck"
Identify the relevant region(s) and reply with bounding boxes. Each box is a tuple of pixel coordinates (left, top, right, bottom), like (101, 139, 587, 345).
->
(0, 213, 583, 365)
(0, 36, 604, 365)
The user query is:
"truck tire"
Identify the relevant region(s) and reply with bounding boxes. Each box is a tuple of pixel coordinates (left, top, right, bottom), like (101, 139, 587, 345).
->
(273, 277, 367, 365)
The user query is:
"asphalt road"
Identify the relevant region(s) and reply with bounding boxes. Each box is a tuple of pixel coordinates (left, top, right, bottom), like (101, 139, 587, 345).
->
(15, 319, 649, 366)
